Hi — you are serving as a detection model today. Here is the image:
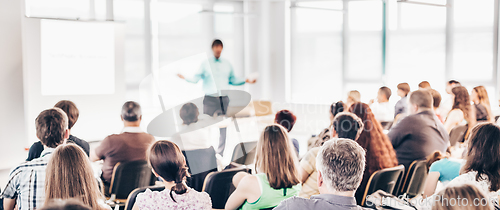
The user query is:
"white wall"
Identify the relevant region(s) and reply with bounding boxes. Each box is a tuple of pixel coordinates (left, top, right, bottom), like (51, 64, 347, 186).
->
(0, 0, 29, 169)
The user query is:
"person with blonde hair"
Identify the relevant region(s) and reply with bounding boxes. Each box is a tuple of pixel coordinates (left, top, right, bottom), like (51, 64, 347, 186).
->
(44, 144, 110, 210)
(225, 125, 301, 210)
(471, 86, 494, 122)
(432, 183, 493, 210)
(347, 90, 361, 109)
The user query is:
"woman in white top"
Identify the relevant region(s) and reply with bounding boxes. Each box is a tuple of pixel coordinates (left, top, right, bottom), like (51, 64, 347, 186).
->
(444, 86, 476, 134)
(171, 102, 213, 151)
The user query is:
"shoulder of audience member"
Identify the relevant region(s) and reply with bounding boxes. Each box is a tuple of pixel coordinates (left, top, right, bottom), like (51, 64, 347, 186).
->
(274, 196, 314, 210)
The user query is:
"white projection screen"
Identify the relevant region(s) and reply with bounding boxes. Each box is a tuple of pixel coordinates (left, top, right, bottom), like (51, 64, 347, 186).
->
(41, 19, 115, 95)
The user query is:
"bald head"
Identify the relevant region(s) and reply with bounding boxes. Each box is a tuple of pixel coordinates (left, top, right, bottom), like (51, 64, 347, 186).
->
(409, 90, 433, 114)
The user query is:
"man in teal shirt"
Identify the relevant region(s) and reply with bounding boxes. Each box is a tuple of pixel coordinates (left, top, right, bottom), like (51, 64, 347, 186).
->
(178, 39, 256, 155)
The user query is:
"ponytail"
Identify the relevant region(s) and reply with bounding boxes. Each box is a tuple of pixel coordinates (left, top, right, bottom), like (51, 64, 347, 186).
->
(169, 166, 190, 202)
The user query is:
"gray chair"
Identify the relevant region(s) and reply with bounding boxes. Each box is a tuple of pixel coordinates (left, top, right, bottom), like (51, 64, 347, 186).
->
(449, 125, 468, 147)
(231, 141, 257, 165)
(399, 160, 428, 198)
(108, 160, 156, 202)
(182, 146, 218, 192)
(202, 167, 251, 210)
(361, 165, 405, 206)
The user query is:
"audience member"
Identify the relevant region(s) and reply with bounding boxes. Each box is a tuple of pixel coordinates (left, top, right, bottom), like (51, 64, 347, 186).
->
(422, 150, 464, 198)
(471, 86, 494, 122)
(299, 112, 363, 198)
(428, 89, 444, 123)
(275, 109, 300, 156)
(27, 100, 90, 161)
(395, 83, 410, 118)
(388, 90, 449, 169)
(2, 108, 69, 210)
(45, 144, 110, 210)
(369, 86, 394, 122)
(347, 90, 361, 109)
(439, 80, 461, 118)
(274, 139, 367, 210)
(444, 86, 476, 134)
(171, 103, 212, 151)
(307, 101, 345, 150)
(349, 102, 399, 204)
(133, 140, 212, 210)
(419, 81, 432, 89)
(225, 125, 301, 210)
(91, 101, 155, 187)
(41, 200, 92, 210)
(432, 183, 492, 210)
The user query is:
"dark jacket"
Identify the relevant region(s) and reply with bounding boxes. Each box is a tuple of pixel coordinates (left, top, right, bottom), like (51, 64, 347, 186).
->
(27, 135, 90, 161)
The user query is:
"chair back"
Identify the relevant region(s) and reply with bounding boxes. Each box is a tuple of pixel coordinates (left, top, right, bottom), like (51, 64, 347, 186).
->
(109, 160, 156, 199)
(399, 160, 428, 198)
(380, 121, 393, 130)
(361, 165, 405, 206)
(449, 125, 468, 147)
(202, 167, 251, 209)
(183, 146, 218, 192)
(124, 186, 165, 210)
(231, 141, 257, 165)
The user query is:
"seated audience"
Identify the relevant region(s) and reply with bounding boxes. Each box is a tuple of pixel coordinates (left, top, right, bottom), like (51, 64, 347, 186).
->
(422, 150, 464, 198)
(225, 125, 301, 210)
(419, 81, 431, 89)
(307, 101, 345, 150)
(471, 86, 494, 122)
(275, 139, 367, 210)
(432, 183, 492, 210)
(275, 109, 300, 155)
(41, 200, 92, 210)
(347, 90, 361, 109)
(45, 144, 110, 210)
(299, 112, 363, 198)
(91, 101, 155, 186)
(2, 108, 69, 210)
(388, 90, 449, 169)
(369, 86, 394, 122)
(133, 140, 212, 210)
(444, 86, 476, 134)
(27, 100, 90, 161)
(395, 83, 410, 118)
(428, 89, 444, 123)
(349, 102, 399, 204)
(445, 123, 500, 199)
(438, 80, 461, 119)
(171, 102, 212, 151)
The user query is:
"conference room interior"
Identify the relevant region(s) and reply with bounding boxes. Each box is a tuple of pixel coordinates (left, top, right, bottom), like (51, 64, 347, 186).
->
(1, 0, 500, 209)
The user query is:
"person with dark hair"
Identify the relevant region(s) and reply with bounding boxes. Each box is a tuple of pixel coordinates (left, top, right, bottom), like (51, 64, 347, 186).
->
(388, 90, 449, 169)
(438, 80, 461, 119)
(348, 102, 399, 204)
(27, 100, 90, 161)
(299, 112, 364, 198)
(329, 101, 345, 121)
(133, 140, 212, 210)
(428, 89, 444, 123)
(419, 81, 431, 89)
(395, 83, 411, 118)
(171, 103, 212, 151)
(2, 108, 69, 210)
(307, 101, 346, 150)
(369, 86, 394, 122)
(91, 101, 155, 187)
(41, 199, 92, 210)
(177, 39, 256, 156)
(444, 86, 476, 134)
(275, 110, 300, 155)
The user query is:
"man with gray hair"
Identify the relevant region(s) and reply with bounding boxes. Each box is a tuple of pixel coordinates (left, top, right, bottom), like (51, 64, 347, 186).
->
(91, 101, 155, 190)
(275, 139, 368, 210)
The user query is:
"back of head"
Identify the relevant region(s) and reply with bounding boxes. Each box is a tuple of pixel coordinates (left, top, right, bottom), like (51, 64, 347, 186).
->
(121, 101, 142, 122)
(426, 150, 447, 170)
(419, 81, 431, 89)
(316, 139, 366, 193)
(398, 83, 411, 96)
(379, 86, 392, 100)
(432, 183, 492, 210)
(41, 199, 92, 210)
(180, 103, 199, 125)
(330, 101, 345, 117)
(274, 110, 297, 132)
(348, 102, 384, 136)
(54, 100, 79, 130)
(149, 140, 190, 201)
(451, 86, 475, 124)
(427, 89, 442, 108)
(332, 112, 363, 141)
(463, 123, 500, 192)
(409, 90, 433, 109)
(36, 108, 68, 148)
(348, 91, 361, 102)
(256, 125, 300, 189)
(45, 144, 102, 208)
(473, 86, 491, 106)
(448, 80, 461, 86)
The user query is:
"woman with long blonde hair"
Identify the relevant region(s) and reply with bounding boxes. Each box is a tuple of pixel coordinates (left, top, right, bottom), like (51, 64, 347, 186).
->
(44, 144, 109, 210)
(471, 86, 494, 122)
(225, 124, 301, 210)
